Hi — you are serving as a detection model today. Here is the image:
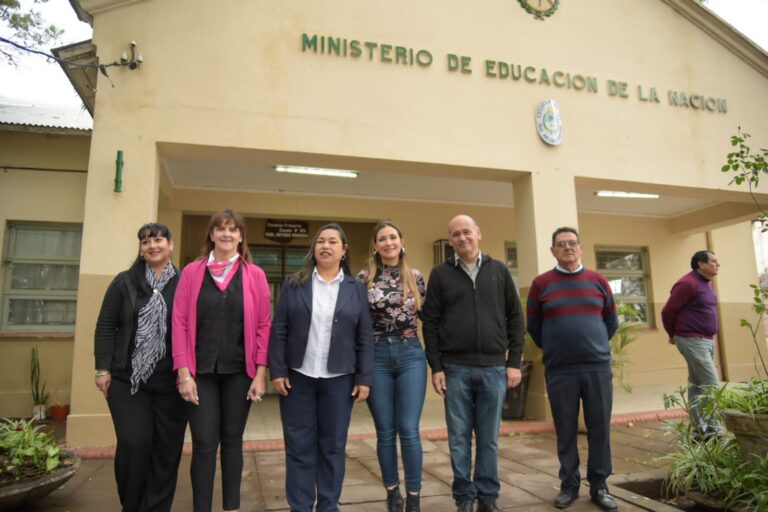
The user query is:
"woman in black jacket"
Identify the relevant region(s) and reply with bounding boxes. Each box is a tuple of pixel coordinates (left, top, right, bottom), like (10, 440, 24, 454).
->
(94, 223, 187, 512)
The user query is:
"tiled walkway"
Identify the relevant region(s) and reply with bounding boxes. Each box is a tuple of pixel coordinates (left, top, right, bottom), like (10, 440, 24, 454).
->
(30, 418, 681, 511)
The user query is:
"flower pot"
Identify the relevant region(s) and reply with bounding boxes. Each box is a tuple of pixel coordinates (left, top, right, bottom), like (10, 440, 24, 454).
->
(31, 405, 46, 421)
(48, 405, 69, 421)
(721, 408, 768, 464)
(0, 452, 80, 511)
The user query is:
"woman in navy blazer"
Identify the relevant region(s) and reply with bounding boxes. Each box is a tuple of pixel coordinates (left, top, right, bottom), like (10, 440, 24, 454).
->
(269, 223, 373, 512)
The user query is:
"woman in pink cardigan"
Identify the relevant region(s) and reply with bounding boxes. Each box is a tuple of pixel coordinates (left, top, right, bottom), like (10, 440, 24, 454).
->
(172, 209, 271, 512)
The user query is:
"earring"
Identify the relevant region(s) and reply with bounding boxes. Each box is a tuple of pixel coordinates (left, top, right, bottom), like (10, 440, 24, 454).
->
(342, 254, 346, 261)
(401, 247, 406, 255)
(373, 249, 378, 255)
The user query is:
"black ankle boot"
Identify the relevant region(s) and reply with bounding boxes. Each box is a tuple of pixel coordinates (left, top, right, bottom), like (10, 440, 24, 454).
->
(386, 486, 403, 512)
(405, 493, 420, 512)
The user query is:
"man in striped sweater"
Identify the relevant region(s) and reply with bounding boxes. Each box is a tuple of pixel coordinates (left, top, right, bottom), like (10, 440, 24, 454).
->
(527, 227, 619, 511)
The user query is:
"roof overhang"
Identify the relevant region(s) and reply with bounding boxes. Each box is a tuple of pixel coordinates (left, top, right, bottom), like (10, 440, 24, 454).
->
(52, 40, 98, 116)
(661, 0, 768, 79)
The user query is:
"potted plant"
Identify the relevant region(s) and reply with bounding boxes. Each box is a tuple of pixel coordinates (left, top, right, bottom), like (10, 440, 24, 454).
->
(661, 386, 768, 511)
(611, 304, 642, 393)
(0, 418, 79, 510)
(30, 348, 48, 421)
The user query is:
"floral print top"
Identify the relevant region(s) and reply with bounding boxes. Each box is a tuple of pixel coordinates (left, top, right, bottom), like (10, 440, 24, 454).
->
(356, 265, 426, 339)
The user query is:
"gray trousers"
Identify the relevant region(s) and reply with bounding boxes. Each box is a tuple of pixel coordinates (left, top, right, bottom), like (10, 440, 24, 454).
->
(674, 335, 722, 436)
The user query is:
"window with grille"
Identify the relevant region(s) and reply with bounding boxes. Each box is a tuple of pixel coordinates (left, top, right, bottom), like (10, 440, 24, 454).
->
(595, 247, 652, 325)
(2, 223, 83, 332)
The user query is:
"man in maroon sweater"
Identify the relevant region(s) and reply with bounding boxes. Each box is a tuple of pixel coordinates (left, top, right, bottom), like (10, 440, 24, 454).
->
(661, 250, 721, 440)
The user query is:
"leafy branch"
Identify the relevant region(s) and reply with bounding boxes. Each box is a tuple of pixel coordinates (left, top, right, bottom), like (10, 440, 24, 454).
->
(0, 0, 63, 66)
(722, 128, 768, 220)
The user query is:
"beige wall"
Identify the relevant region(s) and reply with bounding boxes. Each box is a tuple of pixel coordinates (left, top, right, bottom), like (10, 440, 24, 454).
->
(0, 129, 90, 416)
(55, 0, 768, 443)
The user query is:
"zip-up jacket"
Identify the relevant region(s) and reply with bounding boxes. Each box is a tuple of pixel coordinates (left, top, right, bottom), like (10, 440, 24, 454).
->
(421, 254, 524, 372)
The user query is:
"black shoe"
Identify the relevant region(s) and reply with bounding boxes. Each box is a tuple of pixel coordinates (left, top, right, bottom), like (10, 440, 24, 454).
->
(590, 489, 618, 511)
(477, 499, 502, 512)
(386, 486, 403, 512)
(554, 491, 579, 509)
(457, 501, 474, 512)
(405, 493, 420, 512)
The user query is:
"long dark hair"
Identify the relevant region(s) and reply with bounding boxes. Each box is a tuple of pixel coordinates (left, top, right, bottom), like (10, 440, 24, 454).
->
(289, 223, 350, 287)
(128, 223, 173, 289)
(201, 209, 252, 263)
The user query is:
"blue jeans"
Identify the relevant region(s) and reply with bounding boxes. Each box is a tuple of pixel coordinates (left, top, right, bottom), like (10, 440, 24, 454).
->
(674, 335, 722, 436)
(443, 363, 506, 503)
(367, 336, 427, 493)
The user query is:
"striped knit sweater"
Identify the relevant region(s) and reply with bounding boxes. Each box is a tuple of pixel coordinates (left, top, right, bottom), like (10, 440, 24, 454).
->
(526, 267, 618, 374)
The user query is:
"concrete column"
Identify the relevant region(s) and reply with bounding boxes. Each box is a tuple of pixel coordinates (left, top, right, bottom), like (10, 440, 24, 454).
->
(67, 132, 161, 447)
(513, 172, 578, 420)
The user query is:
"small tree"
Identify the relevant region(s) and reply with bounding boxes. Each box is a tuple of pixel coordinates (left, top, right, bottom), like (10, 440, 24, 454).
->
(722, 129, 768, 378)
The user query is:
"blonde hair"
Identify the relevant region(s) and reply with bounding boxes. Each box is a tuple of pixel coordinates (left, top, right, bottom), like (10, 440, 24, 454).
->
(364, 220, 421, 312)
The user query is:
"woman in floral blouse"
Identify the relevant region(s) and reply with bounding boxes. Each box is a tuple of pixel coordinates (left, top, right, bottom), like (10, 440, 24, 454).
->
(357, 220, 427, 512)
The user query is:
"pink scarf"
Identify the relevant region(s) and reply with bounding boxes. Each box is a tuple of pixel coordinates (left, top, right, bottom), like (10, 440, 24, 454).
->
(207, 257, 241, 291)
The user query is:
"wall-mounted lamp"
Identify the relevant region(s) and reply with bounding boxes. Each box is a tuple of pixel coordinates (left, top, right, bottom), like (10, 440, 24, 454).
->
(119, 41, 143, 70)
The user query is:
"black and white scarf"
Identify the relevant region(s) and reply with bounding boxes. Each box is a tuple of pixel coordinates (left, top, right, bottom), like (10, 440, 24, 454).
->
(130, 263, 176, 394)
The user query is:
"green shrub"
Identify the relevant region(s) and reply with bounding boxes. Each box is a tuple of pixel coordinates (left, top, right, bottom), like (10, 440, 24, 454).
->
(0, 418, 61, 483)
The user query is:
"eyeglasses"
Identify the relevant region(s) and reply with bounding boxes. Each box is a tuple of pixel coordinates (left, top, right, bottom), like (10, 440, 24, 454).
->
(554, 240, 580, 249)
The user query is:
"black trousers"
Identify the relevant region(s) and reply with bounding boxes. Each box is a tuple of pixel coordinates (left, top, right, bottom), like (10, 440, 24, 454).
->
(186, 372, 253, 512)
(546, 370, 613, 494)
(107, 374, 187, 512)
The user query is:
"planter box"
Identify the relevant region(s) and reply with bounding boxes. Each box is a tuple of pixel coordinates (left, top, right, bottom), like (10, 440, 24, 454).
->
(721, 408, 768, 463)
(0, 453, 79, 511)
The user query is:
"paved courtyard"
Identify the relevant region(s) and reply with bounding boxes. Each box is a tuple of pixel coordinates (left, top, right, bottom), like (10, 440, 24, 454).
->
(30, 419, 681, 511)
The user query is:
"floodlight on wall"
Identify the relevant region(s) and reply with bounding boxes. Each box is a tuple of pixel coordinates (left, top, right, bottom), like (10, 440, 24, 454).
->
(274, 165, 358, 178)
(119, 41, 143, 70)
(595, 190, 659, 199)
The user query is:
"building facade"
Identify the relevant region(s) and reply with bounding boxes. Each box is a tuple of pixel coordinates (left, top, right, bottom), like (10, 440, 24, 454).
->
(1, 0, 767, 446)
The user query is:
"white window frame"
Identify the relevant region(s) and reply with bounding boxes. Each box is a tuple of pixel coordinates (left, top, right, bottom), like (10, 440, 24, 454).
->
(595, 246, 653, 326)
(1, 222, 82, 333)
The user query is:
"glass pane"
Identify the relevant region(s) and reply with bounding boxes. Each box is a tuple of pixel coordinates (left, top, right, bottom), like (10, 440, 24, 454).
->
(505, 244, 518, 270)
(250, 247, 282, 278)
(285, 247, 308, 273)
(8, 299, 77, 326)
(13, 228, 82, 259)
(11, 264, 79, 290)
(607, 277, 646, 297)
(597, 250, 643, 271)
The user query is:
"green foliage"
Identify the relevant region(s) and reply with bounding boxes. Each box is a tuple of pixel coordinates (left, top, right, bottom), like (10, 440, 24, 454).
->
(722, 130, 768, 189)
(662, 386, 768, 510)
(0, 0, 64, 65)
(611, 304, 641, 392)
(30, 347, 48, 406)
(0, 418, 61, 483)
(717, 379, 768, 416)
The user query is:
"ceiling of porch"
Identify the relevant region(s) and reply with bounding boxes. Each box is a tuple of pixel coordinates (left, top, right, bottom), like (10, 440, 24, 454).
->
(159, 145, 763, 226)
